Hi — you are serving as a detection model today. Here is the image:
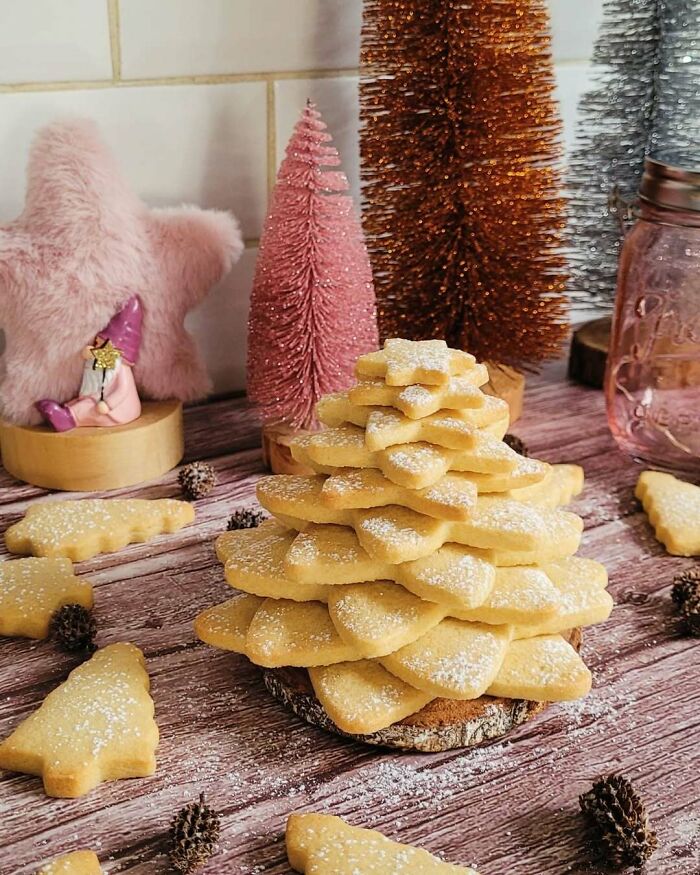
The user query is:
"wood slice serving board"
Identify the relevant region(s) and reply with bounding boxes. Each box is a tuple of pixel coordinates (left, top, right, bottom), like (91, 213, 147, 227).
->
(264, 630, 581, 753)
(568, 316, 611, 389)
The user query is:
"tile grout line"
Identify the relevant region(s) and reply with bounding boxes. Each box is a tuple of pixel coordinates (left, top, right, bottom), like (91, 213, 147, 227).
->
(266, 80, 277, 197)
(107, 0, 122, 81)
(0, 67, 362, 94)
(0, 59, 595, 96)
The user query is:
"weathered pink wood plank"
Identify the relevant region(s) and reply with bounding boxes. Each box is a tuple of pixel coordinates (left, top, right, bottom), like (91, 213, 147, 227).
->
(0, 361, 698, 874)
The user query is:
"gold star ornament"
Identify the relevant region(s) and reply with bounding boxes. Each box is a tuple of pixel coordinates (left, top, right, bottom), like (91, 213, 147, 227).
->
(90, 340, 122, 370)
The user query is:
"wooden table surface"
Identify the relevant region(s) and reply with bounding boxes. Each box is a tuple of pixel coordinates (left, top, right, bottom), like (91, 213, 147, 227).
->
(0, 360, 698, 875)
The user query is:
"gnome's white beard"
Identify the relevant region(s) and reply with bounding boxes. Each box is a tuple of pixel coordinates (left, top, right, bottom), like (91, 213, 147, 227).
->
(79, 357, 120, 398)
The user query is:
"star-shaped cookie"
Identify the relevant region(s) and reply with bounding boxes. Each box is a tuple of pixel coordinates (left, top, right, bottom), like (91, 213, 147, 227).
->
(355, 339, 476, 386)
(349, 372, 488, 418)
(316, 390, 508, 435)
(380, 618, 512, 700)
(0, 558, 93, 639)
(292, 424, 521, 489)
(216, 520, 331, 601)
(309, 660, 433, 735)
(258, 471, 478, 523)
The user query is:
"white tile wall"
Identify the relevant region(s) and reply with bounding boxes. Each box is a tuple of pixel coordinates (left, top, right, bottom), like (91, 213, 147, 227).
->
(120, 0, 363, 78)
(0, 83, 268, 237)
(0, 0, 605, 394)
(549, 0, 604, 61)
(0, 0, 112, 84)
(555, 63, 595, 153)
(186, 249, 257, 395)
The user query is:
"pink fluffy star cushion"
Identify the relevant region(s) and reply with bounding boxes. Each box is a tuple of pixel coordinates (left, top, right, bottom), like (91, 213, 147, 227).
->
(0, 118, 243, 426)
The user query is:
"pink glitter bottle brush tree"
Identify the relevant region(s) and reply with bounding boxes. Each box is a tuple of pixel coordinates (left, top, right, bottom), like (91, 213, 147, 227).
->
(247, 101, 378, 472)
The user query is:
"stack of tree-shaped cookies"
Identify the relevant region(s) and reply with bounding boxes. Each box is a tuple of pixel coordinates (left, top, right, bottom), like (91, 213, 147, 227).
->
(196, 340, 612, 746)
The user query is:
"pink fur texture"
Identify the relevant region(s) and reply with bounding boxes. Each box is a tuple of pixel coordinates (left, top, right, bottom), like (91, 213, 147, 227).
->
(0, 118, 243, 425)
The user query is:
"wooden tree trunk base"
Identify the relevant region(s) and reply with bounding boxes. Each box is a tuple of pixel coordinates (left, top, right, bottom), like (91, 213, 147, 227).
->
(263, 630, 581, 753)
(568, 316, 612, 389)
(482, 363, 525, 425)
(262, 423, 317, 474)
(0, 400, 184, 492)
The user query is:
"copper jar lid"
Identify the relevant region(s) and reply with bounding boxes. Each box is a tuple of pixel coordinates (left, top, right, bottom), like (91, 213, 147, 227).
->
(639, 157, 700, 213)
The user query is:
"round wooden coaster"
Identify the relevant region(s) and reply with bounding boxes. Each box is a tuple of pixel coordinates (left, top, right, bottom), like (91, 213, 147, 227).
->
(0, 400, 184, 492)
(568, 316, 611, 389)
(483, 362, 525, 425)
(262, 423, 316, 475)
(263, 629, 581, 753)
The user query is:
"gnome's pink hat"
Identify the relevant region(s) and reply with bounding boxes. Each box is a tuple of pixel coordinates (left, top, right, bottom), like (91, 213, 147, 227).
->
(97, 295, 143, 365)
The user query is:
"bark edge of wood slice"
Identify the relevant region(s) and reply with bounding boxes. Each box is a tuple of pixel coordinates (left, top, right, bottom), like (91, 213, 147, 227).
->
(568, 316, 612, 389)
(263, 629, 581, 753)
(483, 363, 525, 425)
(0, 400, 184, 492)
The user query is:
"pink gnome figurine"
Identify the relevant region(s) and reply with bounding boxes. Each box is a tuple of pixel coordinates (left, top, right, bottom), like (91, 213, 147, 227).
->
(36, 296, 143, 432)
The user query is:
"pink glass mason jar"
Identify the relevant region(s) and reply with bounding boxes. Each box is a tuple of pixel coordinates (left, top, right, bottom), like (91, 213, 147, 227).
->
(606, 159, 700, 475)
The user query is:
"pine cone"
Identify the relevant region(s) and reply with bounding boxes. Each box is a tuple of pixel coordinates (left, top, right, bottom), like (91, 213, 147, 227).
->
(679, 592, 700, 637)
(503, 433, 528, 457)
(226, 508, 266, 530)
(169, 793, 221, 873)
(179, 462, 217, 501)
(579, 774, 657, 870)
(50, 604, 97, 653)
(671, 567, 700, 607)
(671, 568, 700, 637)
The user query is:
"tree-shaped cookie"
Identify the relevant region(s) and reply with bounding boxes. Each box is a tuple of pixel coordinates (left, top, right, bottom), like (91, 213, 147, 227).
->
(0, 643, 158, 797)
(0, 558, 93, 639)
(36, 850, 102, 874)
(287, 813, 479, 873)
(636, 471, 700, 556)
(5, 498, 195, 561)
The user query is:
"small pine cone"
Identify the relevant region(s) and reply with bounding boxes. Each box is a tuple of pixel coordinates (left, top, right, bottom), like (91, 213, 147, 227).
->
(227, 508, 266, 530)
(579, 774, 657, 870)
(679, 592, 700, 637)
(503, 433, 528, 457)
(51, 604, 97, 653)
(671, 567, 700, 607)
(169, 793, 221, 874)
(179, 462, 217, 501)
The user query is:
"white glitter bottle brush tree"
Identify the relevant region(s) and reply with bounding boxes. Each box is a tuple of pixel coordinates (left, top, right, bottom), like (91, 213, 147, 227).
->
(569, 0, 700, 311)
(567, 0, 700, 386)
(246, 101, 379, 473)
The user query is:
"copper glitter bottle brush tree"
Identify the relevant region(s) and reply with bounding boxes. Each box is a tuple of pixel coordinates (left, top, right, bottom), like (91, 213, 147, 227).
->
(567, 0, 700, 387)
(359, 0, 569, 422)
(246, 102, 379, 473)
